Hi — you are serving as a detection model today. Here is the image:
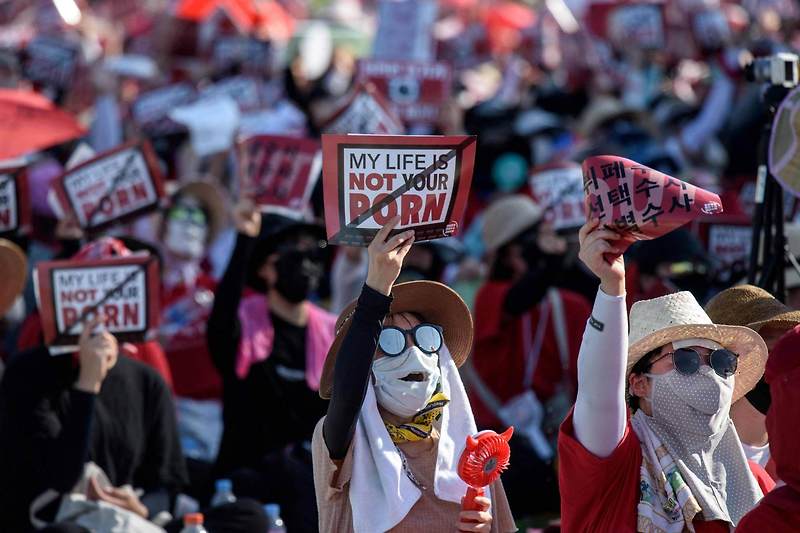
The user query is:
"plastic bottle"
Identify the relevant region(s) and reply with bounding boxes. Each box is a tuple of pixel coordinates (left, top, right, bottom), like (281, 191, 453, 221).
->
(210, 479, 237, 506)
(264, 503, 286, 533)
(180, 513, 207, 533)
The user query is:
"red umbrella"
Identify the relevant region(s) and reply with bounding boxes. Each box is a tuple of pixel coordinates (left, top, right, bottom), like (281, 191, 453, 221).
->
(0, 89, 85, 160)
(175, 0, 293, 38)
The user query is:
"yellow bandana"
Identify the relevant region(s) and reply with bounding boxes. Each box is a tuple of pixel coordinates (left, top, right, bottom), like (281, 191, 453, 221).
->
(384, 392, 450, 444)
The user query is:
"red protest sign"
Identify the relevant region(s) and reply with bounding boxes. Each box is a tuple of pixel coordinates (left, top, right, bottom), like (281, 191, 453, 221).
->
(238, 135, 321, 214)
(583, 155, 723, 248)
(357, 60, 452, 126)
(132, 82, 197, 136)
(322, 83, 404, 135)
(34, 255, 160, 354)
(322, 134, 476, 246)
(0, 166, 30, 235)
(53, 141, 166, 232)
(529, 163, 586, 231)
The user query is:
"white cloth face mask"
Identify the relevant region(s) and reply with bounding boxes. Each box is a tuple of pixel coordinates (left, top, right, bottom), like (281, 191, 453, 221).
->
(372, 346, 441, 418)
(165, 217, 208, 260)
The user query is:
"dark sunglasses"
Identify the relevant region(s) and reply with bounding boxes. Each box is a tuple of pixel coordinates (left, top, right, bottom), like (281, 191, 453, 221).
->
(651, 347, 739, 378)
(378, 324, 443, 357)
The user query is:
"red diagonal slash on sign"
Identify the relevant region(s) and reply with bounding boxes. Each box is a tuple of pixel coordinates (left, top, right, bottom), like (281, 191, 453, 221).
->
(323, 135, 476, 245)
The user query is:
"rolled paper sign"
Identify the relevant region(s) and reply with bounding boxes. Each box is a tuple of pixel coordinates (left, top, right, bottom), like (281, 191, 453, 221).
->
(582, 155, 723, 250)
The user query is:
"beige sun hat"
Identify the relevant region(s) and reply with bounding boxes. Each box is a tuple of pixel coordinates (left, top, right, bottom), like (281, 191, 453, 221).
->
(319, 281, 474, 400)
(627, 291, 768, 403)
(0, 239, 26, 316)
(705, 284, 800, 333)
(481, 194, 543, 253)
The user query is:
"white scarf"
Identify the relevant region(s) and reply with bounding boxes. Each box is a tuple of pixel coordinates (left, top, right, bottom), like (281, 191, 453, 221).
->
(348, 346, 483, 533)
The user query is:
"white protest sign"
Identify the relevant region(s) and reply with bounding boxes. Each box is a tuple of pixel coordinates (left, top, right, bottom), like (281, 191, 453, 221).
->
(608, 4, 664, 50)
(530, 165, 586, 230)
(372, 0, 438, 61)
(54, 142, 165, 231)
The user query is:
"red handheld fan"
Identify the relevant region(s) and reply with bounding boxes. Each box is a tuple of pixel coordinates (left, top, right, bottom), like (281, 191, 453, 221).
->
(457, 427, 514, 512)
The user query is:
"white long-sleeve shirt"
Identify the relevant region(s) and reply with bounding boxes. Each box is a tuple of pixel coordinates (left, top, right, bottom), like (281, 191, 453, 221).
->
(573, 289, 629, 458)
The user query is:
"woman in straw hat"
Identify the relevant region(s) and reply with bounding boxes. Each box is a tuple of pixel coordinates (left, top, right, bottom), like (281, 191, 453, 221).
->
(311, 217, 515, 533)
(557, 218, 774, 533)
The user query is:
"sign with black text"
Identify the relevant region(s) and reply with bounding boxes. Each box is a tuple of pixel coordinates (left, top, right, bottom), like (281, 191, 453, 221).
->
(322, 134, 476, 246)
(53, 141, 165, 231)
(0, 166, 30, 235)
(132, 83, 197, 135)
(34, 255, 160, 353)
(322, 83, 405, 135)
(238, 135, 322, 214)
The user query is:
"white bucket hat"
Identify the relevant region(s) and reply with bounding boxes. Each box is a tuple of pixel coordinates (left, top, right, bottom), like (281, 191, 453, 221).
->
(627, 291, 768, 403)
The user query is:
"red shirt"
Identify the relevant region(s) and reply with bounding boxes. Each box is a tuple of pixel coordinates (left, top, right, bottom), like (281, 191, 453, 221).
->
(558, 410, 774, 533)
(471, 281, 591, 428)
(160, 274, 222, 399)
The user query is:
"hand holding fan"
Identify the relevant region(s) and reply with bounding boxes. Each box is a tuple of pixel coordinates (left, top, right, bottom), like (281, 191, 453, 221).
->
(457, 427, 513, 513)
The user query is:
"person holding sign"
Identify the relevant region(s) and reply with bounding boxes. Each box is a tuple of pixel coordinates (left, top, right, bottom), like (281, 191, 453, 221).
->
(206, 199, 335, 532)
(312, 218, 515, 533)
(0, 314, 187, 531)
(557, 218, 774, 532)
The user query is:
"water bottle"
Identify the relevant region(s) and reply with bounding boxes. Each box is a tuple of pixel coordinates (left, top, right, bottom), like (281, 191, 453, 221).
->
(180, 513, 208, 533)
(264, 503, 286, 533)
(210, 479, 237, 506)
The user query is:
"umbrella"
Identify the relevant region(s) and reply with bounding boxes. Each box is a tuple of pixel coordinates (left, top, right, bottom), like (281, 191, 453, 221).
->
(0, 89, 85, 160)
(175, 0, 294, 39)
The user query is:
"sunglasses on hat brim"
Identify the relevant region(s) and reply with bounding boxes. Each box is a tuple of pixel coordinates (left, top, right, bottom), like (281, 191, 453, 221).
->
(651, 347, 738, 378)
(378, 324, 444, 357)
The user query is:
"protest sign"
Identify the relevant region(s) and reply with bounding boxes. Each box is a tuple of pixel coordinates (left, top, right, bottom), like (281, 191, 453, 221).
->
(0, 166, 30, 235)
(199, 76, 266, 112)
(53, 141, 165, 231)
(132, 83, 197, 136)
(322, 83, 404, 135)
(707, 223, 751, 267)
(583, 155, 723, 248)
(212, 36, 272, 73)
(769, 84, 800, 198)
(239, 135, 322, 215)
(322, 134, 476, 246)
(373, 0, 438, 62)
(357, 60, 452, 126)
(23, 36, 80, 89)
(587, 1, 665, 51)
(529, 163, 585, 231)
(34, 255, 160, 354)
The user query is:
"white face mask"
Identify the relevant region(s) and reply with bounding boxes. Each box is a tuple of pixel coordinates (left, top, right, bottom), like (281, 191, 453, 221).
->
(372, 346, 440, 418)
(165, 218, 207, 260)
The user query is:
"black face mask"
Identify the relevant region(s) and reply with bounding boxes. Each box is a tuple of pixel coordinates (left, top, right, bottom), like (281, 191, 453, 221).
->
(274, 249, 323, 303)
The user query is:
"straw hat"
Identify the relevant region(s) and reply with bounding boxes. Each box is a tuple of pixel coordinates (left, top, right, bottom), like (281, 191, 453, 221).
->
(0, 239, 26, 316)
(705, 285, 800, 333)
(579, 96, 649, 138)
(319, 281, 473, 399)
(481, 194, 543, 253)
(627, 291, 767, 403)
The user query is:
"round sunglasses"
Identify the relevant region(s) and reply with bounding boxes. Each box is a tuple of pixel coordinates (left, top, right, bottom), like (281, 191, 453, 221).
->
(651, 347, 739, 378)
(378, 324, 443, 357)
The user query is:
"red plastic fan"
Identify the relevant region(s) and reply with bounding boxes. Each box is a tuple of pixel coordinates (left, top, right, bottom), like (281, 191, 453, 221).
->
(457, 427, 514, 512)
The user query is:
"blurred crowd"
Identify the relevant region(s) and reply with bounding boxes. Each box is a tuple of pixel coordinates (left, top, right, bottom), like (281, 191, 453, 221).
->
(1, 0, 800, 531)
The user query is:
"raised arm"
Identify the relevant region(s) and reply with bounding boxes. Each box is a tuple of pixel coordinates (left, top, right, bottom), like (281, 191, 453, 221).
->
(572, 218, 629, 458)
(207, 199, 260, 378)
(323, 218, 415, 460)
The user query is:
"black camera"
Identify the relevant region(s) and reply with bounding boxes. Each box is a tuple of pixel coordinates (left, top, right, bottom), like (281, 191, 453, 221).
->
(743, 52, 800, 87)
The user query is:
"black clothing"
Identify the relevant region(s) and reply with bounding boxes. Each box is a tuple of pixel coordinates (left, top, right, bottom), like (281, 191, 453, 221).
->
(207, 233, 328, 475)
(503, 264, 598, 317)
(323, 285, 392, 460)
(0, 347, 187, 532)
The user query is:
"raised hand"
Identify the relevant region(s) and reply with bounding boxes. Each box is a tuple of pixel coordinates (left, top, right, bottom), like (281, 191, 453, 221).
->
(577, 218, 625, 296)
(74, 314, 119, 394)
(365, 217, 415, 296)
(233, 197, 262, 238)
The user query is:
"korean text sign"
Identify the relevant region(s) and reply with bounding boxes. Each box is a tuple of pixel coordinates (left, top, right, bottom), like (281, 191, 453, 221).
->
(583, 155, 723, 247)
(238, 135, 322, 214)
(322, 134, 476, 246)
(53, 141, 165, 231)
(0, 166, 30, 235)
(34, 255, 160, 354)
